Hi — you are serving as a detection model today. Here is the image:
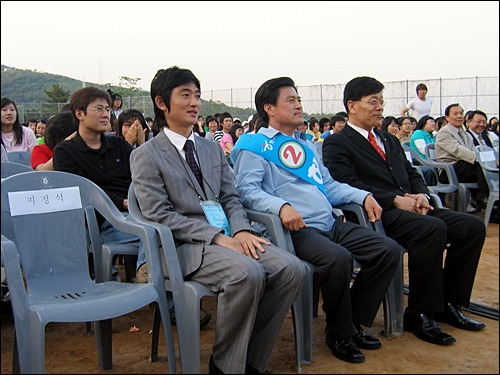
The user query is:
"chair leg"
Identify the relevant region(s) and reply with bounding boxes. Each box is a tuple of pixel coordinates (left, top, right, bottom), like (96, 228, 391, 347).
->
(124, 255, 137, 282)
(12, 332, 20, 374)
(382, 251, 405, 337)
(483, 197, 496, 231)
(312, 272, 320, 318)
(95, 319, 113, 370)
(150, 308, 161, 362)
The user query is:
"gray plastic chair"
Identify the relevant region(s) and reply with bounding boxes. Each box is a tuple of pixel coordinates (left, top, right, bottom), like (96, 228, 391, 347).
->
(474, 145, 499, 231)
(1, 171, 176, 374)
(128, 183, 218, 374)
(128, 183, 310, 373)
(402, 145, 459, 208)
(6, 151, 32, 167)
(245, 202, 411, 369)
(425, 143, 478, 212)
(1, 161, 32, 179)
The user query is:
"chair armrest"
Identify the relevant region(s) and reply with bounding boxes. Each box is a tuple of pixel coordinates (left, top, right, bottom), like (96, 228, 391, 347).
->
(244, 209, 294, 254)
(333, 203, 371, 228)
(429, 193, 443, 209)
(1, 235, 28, 308)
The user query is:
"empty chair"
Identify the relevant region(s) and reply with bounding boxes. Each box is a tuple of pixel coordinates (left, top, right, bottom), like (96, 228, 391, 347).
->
(6, 151, 31, 167)
(474, 145, 499, 231)
(1, 171, 175, 374)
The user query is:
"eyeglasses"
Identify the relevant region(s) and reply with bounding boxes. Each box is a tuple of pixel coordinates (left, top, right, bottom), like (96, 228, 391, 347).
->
(356, 99, 385, 107)
(86, 106, 112, 114)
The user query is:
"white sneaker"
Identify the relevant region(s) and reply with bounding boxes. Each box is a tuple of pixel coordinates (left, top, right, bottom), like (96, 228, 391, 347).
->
(467, 203, 478, 213)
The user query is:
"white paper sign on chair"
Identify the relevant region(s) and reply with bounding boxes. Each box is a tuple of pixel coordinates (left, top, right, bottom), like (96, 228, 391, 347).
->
(8, 187, 82, 216)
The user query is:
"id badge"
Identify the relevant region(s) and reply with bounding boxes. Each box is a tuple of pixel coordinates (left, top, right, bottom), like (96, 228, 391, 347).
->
(200, 200, 231, 236)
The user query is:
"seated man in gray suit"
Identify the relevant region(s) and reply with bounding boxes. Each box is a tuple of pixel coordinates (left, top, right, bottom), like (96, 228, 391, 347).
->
(129, 66, 305, 375)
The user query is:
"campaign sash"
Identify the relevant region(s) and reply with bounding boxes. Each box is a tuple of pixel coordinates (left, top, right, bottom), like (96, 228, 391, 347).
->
(233, 133, 326, 195)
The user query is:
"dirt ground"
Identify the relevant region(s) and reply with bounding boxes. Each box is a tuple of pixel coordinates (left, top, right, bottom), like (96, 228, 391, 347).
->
(1, 220, 498, 374)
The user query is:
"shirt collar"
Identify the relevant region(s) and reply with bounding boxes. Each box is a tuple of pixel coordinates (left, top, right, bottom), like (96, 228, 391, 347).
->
(163, 127, 196, 152)
(347, 122, 372, 139)
(259, 125, 306, 141)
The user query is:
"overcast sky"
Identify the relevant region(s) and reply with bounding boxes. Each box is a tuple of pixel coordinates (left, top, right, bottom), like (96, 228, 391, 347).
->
(2, 1, 499, 91)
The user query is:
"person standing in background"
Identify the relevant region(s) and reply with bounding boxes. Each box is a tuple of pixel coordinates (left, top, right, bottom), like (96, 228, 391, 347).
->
(401, 83, 433, 121)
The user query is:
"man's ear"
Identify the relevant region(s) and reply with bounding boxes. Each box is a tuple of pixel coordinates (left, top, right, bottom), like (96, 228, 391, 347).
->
(75, 109, 85, 122)
(263, 103, 274, 118)
(155, 96, 168, 112)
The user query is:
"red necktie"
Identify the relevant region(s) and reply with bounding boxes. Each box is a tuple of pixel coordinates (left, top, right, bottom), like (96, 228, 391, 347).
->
(368, 132, 386, 161)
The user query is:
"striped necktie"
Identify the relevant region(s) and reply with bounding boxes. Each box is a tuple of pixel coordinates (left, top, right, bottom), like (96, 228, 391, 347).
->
(184, 140, 205, 191)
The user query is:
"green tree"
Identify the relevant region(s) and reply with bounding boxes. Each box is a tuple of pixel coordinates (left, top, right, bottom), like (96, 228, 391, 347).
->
(115, 76, 142, 97)
(44, 83, 70, 103)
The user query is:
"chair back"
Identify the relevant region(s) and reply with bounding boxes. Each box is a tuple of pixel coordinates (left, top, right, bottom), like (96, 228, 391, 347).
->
(1, 161, 32, 179)
(475, 145, 499, 194)
(402, 144, 459, 194)
(1, 171, 108, 283)
(425, 143, 437, 161)
(314, 142, 323, 161)
(7, 151, 31, 167)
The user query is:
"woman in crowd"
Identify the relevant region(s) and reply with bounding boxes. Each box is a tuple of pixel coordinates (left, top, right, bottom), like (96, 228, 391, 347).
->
(116, 109, 150, 147)
(1, 97, 37, 152)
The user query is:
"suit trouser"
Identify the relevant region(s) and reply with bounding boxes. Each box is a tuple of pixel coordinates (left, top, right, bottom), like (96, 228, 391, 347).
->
(291, 220, 401, 337)
(188, 243, 305, 374)
(439, 160, 489, 199)
(381, 208, 485, 312)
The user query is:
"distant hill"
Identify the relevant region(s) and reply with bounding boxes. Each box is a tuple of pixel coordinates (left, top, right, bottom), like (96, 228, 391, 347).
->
(0, 65, 256, 121)
(0, 65, 149, 103)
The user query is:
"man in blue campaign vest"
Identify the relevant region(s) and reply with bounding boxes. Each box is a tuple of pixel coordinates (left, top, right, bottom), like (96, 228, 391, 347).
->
(232, 77, 402, 364)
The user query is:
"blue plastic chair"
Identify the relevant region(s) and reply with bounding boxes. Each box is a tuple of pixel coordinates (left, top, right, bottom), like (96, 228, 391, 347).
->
(6, 151, 32, 167)
(474, 145, 499, 231)
(1, 161, 32, 179)
(425, 143, 478, 212)
(1, 171, 176, 374)
(245, 202, 411, 369)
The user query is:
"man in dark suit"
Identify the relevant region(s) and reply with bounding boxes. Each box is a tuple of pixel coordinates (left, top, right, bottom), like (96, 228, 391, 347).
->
(129, 66, 305, 374)
(466, 110, 494, 148)
(323, 76, 486, 347)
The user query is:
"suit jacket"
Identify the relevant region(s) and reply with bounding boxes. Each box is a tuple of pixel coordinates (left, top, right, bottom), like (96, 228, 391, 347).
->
(322, 125, 429, 211)
(435, 124, 476, 164)
(130, 130, 254, 277)
(466, 129, 493, 148)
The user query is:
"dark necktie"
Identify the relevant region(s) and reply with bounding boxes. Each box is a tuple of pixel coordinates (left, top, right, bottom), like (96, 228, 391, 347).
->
(184, 140, 204, 190)
(458, 130, 466, 144)
(368, 132, 386, 161)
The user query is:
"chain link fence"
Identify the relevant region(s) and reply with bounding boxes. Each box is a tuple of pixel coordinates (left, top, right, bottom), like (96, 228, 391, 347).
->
(15, 76, 499, 123)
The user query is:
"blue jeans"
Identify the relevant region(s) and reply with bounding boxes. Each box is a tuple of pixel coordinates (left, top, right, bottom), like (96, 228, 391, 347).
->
(99, 213, 145, 270)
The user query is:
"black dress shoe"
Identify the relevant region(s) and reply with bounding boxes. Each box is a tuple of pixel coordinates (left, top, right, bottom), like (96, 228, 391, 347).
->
(352, 323, 381, 350)
(325, 326, 365, 363)
(245, 363, 272, 374)
(435, 303, 486, 331)
(403, 309, 456, 346)
(209, 355, 225, 374)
